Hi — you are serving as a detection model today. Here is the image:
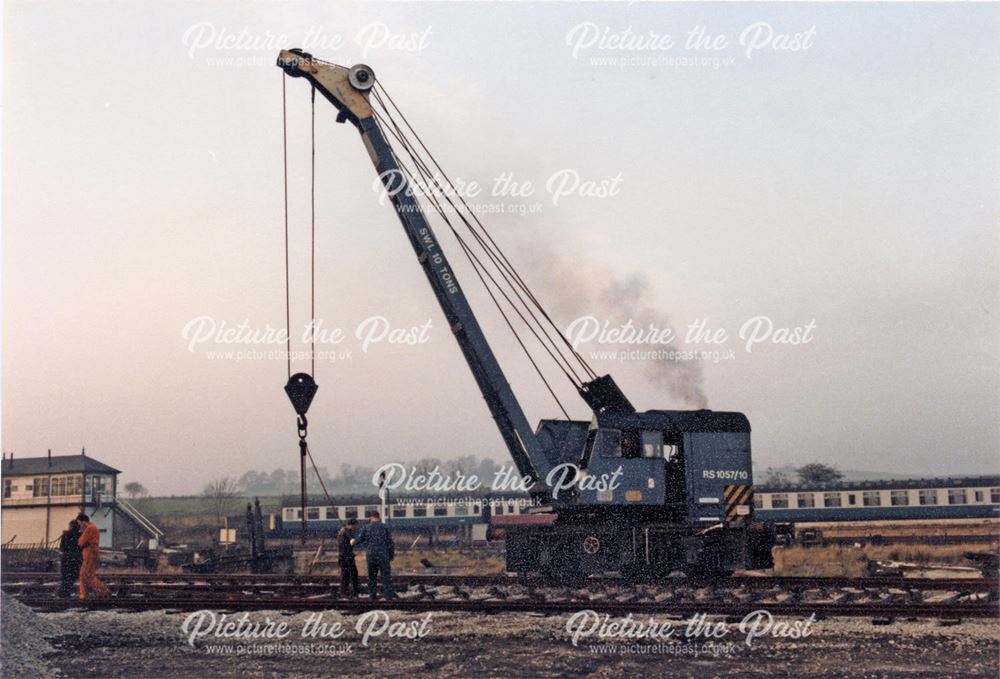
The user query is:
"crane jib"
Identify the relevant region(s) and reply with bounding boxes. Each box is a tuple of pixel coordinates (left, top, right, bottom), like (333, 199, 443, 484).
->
(356, 113, 552, 483)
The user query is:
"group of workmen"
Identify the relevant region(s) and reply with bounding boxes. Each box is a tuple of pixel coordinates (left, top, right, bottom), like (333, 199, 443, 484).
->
(337, 511, 397, 599)
(58, 510, 397, 600)
(57, 512, 109, 599)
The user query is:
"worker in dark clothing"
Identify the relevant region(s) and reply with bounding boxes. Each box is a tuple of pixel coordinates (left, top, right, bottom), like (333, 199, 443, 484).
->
(57, 520, 83, 597)
(352, 512, 396, 599)
(336, 518, 362, 597)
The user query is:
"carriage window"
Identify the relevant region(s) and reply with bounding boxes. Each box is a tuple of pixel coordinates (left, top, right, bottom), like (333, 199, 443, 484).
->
(392, 506, 407, 518)
(948, 489, 967, 505)
(847, 494, 856, 506)
(306, 508, 320, 520)
(918, 490, 938, 506)
(2, 480, 10, 498)
(823, 493, 842, 507)
(796, 493, 815, 508)
(364, 506, 379, 518)
(412, 506, 427, 517)
(433, 505, 448, 517)
(974, 490, 984, 503)
(641, 431, 663, 458)
(494, 503, 504, 516)
(344, 507, 358, 519)
(326, 507, 339, 520)
(863, 491, 881, 507)
(770, 494, 788, 509)
(890, 491, 909, 506)
(455, 504, 469, 516)
(991, 488, 1000, 503)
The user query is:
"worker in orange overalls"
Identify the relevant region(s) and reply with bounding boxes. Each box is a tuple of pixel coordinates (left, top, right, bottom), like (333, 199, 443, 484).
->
(76, 513, 109, 599)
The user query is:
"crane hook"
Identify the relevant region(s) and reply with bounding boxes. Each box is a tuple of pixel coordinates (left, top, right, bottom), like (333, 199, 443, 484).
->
(284, 372, 318, 417)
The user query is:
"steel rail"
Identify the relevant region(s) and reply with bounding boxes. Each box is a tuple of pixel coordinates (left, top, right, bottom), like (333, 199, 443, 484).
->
(12, 592, 998, 618)
(3, 572, 995, 592)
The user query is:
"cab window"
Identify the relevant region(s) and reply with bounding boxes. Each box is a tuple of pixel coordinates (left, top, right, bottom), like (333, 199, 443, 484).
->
(642, 431, 663, 458)
(592, 429, 622, 458)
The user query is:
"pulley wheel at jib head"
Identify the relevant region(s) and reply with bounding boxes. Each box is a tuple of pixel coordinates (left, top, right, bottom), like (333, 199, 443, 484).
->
(349, 64, 375, 91)
(284, 372, 318, 416)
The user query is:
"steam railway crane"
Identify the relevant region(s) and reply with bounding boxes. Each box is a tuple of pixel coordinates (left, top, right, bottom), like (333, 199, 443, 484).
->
(276, 51, 774, 580)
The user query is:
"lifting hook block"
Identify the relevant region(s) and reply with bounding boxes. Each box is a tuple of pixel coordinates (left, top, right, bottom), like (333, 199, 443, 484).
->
(284, 372, 318, 416)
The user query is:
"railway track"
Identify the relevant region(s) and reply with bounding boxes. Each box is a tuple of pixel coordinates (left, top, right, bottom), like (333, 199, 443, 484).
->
(4, 571, 995, 590)
(5, 572, 996, 619)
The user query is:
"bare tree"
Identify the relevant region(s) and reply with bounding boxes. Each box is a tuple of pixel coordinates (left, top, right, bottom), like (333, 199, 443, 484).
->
(123, 481, 148, 500)
(123, 481, 150, 511)
(201, 477, 242, 526)
(796, 463, 843, 486)
(760, 468, 791, 487)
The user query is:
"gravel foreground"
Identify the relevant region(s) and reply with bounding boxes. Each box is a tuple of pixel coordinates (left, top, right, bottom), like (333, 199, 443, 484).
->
(2, 593, 998, 679)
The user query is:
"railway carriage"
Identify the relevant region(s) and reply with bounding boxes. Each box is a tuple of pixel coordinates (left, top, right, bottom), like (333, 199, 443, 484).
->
(274, 494, 529, 537)
(754, 476, 1000, 522)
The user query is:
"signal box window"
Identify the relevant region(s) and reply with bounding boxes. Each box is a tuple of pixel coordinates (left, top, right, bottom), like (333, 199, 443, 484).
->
(796, 493, 815, 508)
(2, 480, 10, 498)
(948, 489, 967, 505)
(918, 490, 938, 506)
(823, 493, 842, 508)
(862, 491, 881, 507)
(770, 494, 788, 509)
(890, 491, 909, 506)
(33, 478, 49, 498)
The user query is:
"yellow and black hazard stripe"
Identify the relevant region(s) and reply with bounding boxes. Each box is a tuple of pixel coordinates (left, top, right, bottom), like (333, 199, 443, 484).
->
(723, 484, 754, 524)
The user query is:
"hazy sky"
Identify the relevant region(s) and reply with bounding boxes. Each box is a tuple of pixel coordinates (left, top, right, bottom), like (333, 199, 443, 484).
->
(2, 2, 998, 494)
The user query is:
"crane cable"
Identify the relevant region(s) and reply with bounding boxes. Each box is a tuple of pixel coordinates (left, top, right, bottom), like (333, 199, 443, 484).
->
(368, 90, 601, 419)
(372, 102, 587, 389)
(281, 74, 319, 376)
(281, 73, 321, 544)
(282, 74, 291, 378)
(370, 107, 576, 418)
(373, 110, 572, 419)
(373, 83, 598, 383)
(372, 91, 585, 385)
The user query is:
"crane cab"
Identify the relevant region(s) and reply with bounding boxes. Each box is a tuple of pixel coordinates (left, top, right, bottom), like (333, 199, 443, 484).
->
(507, 409, 772, 581)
